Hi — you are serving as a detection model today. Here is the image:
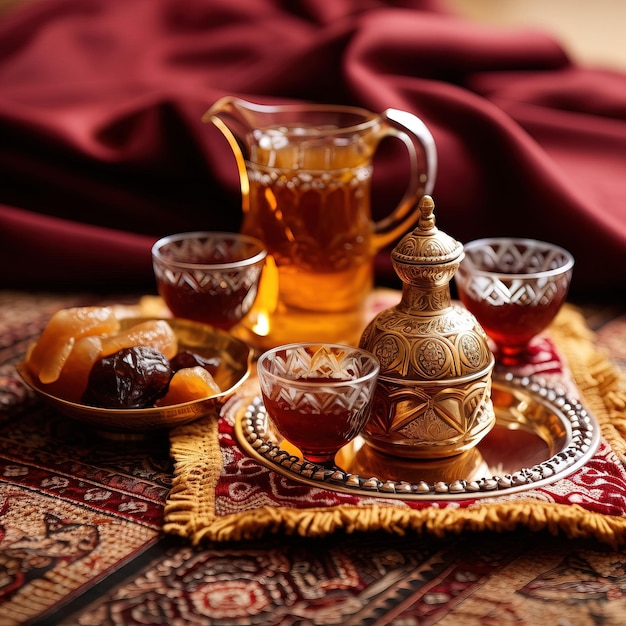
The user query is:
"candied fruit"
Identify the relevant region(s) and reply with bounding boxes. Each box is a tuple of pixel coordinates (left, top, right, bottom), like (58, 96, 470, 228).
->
(44, 335, 103, 403)
(156, 366, 221, 406)
(82, 346, 172, 409)
(27, 306, 119, 384)
(100, 319, 178, 360)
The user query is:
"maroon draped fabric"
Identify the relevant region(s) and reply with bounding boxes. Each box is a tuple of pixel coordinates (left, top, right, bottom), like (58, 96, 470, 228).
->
(1, 0, 624, 295)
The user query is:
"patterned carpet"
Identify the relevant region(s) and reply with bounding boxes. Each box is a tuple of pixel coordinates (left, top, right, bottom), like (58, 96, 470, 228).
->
(1, 290, 626, 626)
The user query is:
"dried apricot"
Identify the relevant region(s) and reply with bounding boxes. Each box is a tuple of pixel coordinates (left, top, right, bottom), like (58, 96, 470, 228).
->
(27, 306, 119, 384)
(156, 366, 221, 406)
(43, 335, 103, 403)
(100, 319, 178, 360)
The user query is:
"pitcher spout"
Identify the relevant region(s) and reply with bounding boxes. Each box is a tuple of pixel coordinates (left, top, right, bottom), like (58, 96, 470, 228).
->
(202, 96, 260, 162)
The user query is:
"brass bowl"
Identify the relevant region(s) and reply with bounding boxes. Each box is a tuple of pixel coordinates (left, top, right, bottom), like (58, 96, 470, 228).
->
(17, 317, 253, 433)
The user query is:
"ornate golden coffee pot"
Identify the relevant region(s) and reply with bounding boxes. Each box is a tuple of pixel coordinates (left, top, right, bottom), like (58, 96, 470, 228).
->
(359, 195, 495, 459)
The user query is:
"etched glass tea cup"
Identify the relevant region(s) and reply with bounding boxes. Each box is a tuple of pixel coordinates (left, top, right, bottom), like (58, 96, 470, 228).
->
(257, 343, 380, 468)
(455, 237, 574, 366)
(152, 231, 267, 331)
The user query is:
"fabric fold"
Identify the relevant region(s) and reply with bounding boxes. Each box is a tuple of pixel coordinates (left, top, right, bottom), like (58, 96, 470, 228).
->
(1, 0, 625, 294)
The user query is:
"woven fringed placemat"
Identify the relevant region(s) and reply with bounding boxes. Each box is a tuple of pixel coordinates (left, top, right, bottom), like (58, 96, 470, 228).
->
(164, 304, 626, 547)
(550, 308, 626, 465)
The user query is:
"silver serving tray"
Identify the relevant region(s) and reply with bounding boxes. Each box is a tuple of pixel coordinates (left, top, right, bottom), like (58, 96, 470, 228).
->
(234, 373, 601, 501)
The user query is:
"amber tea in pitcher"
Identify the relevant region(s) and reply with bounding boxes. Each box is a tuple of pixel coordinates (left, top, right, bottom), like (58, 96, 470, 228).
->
(204, 98, 437, 346)
(246, 127, 377, 312)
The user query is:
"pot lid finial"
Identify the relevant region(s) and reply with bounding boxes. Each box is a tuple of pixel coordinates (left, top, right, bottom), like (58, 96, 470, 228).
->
(391, 195, 463, 267)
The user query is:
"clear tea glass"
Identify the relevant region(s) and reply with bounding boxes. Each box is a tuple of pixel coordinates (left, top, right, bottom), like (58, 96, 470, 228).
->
(455, 238, 574, 366)
(257, 343, 380, 468)
(152, 231, 267, 331)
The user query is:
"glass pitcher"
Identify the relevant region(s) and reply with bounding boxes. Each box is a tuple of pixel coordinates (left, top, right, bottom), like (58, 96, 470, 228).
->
(203, 97, 437, 347)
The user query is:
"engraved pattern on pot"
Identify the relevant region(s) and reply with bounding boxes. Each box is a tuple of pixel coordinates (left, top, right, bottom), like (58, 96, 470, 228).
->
(399, 285, 450, 312)
(358, 196, 496, 459)
(457, 332, 484, 370)
(371, 333, 406, 373)
(395, 265, 458, 287)
(413, 338, 451, 378)
(367, 316, 490, 380)
(365, 376, 494, 451)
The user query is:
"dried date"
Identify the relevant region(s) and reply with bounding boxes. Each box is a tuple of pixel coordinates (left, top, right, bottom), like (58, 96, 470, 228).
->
(83, 346, 172, 409)
(169, 350, 220, 374)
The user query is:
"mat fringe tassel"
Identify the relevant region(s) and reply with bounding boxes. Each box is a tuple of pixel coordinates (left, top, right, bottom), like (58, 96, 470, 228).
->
(164, 305, 626, 546)
(549, 305, 626, 466)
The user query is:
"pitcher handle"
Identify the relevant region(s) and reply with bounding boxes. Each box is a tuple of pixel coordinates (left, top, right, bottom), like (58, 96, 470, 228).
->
(372, 108, 437, 250)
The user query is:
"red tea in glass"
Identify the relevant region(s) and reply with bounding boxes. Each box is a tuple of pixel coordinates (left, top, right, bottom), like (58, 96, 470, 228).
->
(455, 238, 574, 366)
(257, 343, 380, 468)
(261, 385, 365, 466)
(156, 280, 254, 330)
(152, 232, 266, 330)
(459, 287, 567, 362)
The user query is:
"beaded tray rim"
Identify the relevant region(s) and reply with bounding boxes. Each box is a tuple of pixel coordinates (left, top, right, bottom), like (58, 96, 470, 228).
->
(234, 373, 601, 501)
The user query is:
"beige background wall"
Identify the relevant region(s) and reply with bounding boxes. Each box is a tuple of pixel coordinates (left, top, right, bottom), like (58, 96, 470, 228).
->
(444, 0, 626, 69)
